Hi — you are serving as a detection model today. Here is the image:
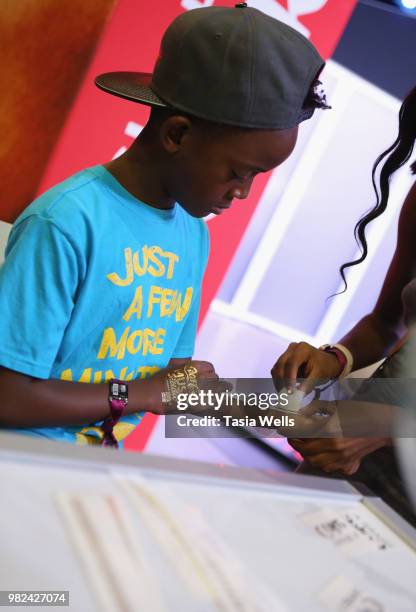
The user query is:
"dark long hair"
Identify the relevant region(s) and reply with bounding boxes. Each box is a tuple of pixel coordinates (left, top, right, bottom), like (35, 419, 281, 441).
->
(339, 86, 416, 292)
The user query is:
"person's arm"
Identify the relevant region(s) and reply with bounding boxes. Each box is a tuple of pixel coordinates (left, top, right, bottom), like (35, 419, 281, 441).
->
(0, 360, 219, 428)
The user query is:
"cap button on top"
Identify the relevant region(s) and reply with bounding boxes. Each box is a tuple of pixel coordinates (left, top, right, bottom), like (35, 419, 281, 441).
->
(235, 2, 248, 7)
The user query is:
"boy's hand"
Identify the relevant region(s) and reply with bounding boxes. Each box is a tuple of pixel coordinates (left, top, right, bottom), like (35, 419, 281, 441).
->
(139, 361, 229, 415)
(271, 342, 341, 394)
(288, 437, 391, 475)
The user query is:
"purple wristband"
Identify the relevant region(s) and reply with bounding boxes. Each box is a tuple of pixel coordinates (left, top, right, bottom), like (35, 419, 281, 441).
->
(102, 380, 128, 448)
(322, 347, 347, 377)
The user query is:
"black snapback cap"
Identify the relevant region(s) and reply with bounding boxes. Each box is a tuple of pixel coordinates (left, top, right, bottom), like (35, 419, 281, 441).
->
(95, 3, 325, 130)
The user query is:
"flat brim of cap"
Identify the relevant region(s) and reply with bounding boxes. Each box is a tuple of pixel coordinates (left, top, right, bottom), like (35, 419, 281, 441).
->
(95, 72, 168, 108)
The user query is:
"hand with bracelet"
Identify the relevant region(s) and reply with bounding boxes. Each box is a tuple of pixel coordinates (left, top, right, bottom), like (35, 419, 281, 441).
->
(271, 339, 397, 474)
(0, 360, 229, 439)
(146, 360, 231, 415)
(271, 341, 351, 395)
(101, 360, 229, 447)
(271, 341, 371, 475)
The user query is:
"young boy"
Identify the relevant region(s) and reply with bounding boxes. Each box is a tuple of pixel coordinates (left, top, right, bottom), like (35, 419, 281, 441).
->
(0, 4, 327, 446)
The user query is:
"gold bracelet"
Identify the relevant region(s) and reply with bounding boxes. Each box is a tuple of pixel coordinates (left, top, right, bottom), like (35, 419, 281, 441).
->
(162, 365, 201, 406)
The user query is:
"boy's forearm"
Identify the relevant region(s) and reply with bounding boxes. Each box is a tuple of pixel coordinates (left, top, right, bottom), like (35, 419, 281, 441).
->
(0, 368, 159, 428)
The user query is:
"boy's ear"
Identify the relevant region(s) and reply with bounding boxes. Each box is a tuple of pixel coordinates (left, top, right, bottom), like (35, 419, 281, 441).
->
(160, 115, 192, 153)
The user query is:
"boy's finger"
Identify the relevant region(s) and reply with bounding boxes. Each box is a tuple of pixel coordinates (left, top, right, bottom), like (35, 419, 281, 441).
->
(197, 378, 233, 399)
(215, 380, 233, 395)
(191, 360, 215, 374)
(199, 375, 220, 388)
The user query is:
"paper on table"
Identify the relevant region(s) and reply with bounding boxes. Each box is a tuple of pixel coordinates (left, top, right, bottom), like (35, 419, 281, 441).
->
(56, 492, 166, 612)
(114, 473, 288, 612)
(318, 575, 385, 611)
(300, 506, 392, 558)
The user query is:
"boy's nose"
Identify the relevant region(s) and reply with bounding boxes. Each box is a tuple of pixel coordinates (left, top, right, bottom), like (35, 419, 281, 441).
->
(230, 181, 253, 200)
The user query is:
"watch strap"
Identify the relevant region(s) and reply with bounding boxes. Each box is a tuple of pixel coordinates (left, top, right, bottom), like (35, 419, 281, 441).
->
(320, 343, 354, 378)
(102, 379, 128, 448)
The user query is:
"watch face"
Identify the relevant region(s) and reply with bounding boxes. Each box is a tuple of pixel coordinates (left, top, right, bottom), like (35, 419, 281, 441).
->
(110, 380, 128, 400)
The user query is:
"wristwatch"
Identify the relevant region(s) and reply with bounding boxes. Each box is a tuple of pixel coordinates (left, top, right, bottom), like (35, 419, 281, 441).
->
(319, 343, 354, 378)
(101, 379, 128, 448)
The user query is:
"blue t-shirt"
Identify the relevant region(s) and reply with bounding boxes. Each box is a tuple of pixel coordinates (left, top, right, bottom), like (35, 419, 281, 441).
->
(0, 165, 209, 444)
